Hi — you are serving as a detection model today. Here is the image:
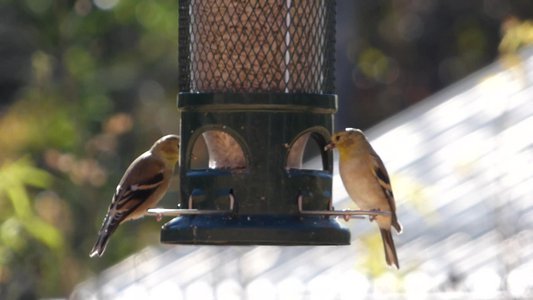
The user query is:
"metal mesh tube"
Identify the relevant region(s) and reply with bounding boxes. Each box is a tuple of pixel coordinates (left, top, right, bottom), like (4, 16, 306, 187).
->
(179, 0, 336, 94)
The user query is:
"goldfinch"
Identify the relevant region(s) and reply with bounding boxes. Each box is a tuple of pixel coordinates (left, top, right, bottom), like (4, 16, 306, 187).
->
(326, 128, 402, 269)
(89, 135, 180, 257)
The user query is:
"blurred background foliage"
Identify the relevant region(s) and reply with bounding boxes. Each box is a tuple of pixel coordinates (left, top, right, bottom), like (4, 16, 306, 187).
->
(0, 0, 532, 298)
(0, 0, 179, 298)
(336, 0, 533, 129)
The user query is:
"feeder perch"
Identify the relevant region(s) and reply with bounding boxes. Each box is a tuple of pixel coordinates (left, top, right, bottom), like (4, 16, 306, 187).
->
(152, 0, 363, 245)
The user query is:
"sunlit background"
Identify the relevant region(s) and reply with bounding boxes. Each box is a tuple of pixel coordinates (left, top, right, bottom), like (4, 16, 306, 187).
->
(1, 0, 533, 299)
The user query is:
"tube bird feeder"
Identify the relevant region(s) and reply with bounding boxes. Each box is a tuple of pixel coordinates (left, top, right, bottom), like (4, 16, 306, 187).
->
(157, 0, 351, 245)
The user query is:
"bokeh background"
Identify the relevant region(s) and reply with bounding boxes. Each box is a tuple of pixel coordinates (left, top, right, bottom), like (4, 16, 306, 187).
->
(1, 0, 532, 299)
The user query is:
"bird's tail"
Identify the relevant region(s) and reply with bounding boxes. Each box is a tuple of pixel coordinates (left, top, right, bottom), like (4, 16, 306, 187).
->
(89, 213, 121, 258)
(380, 228, 399, 269)
(393, 219, 403, 234)
(89, 232, 111, 258)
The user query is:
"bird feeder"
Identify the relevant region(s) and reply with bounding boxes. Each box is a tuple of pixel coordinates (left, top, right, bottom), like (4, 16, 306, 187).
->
(148, 0, 368, 245)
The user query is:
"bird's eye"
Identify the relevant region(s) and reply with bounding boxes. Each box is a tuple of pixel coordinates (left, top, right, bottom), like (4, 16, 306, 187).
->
(334, 136, 340, 142)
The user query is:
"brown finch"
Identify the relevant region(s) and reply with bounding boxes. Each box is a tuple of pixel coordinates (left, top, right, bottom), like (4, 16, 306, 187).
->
(326, 128, 402, 268)
(90, 135, 180, 257)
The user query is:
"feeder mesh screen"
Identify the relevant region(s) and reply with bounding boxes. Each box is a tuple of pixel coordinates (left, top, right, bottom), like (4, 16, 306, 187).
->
(179, 0, 336, 94)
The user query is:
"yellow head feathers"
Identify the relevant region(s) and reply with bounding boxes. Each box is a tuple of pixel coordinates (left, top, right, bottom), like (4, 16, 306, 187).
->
(325, 128, 368, 156)
(151, 134, 180, 163)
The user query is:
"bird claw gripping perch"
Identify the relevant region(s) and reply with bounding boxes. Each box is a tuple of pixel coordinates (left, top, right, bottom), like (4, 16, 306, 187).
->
(368, 209, 382, 222)
(156, 213, 163, 222)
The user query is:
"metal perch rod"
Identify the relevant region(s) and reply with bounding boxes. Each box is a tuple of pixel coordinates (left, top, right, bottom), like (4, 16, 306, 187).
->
(297, 195, 391, 220)
(146, 194, 391, 221)
(146, 193, 235, 217)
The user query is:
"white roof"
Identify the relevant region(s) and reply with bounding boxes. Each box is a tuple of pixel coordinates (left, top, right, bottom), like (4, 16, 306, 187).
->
(72, 47, 533, 299)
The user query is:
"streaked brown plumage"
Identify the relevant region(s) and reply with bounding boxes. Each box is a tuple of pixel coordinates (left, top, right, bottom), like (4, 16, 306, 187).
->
(89, 135, 180, 257)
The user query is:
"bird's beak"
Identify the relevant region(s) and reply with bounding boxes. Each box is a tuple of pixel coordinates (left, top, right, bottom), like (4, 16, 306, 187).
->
(324, 142, 336, 151)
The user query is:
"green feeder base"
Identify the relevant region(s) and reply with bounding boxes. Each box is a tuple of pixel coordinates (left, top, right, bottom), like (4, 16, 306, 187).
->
(161, 215, 351, 245)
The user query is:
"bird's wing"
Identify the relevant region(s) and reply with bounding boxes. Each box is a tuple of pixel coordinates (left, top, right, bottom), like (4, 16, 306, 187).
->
(369, 146, 402, 233)
(368, 148, 396, 211)
(113, 172, 165, 211)
(109, 155, 166, 221)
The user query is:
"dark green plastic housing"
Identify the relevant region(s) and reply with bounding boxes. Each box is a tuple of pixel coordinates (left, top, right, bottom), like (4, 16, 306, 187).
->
(160, 93, 350, 245)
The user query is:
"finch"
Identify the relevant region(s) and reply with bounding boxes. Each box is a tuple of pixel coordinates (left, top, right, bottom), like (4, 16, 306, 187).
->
(326, 128, 402, 269)
(89, 134, 180, 257)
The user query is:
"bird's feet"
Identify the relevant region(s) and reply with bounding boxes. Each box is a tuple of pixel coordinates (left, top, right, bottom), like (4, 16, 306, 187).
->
(156, 213, 163, 222)
(369, 209, 381, 222)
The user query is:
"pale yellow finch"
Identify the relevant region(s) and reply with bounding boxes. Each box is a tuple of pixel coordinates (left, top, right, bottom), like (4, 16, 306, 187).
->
(326, 128, 402, 268)
(89, 135, 180, 257)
